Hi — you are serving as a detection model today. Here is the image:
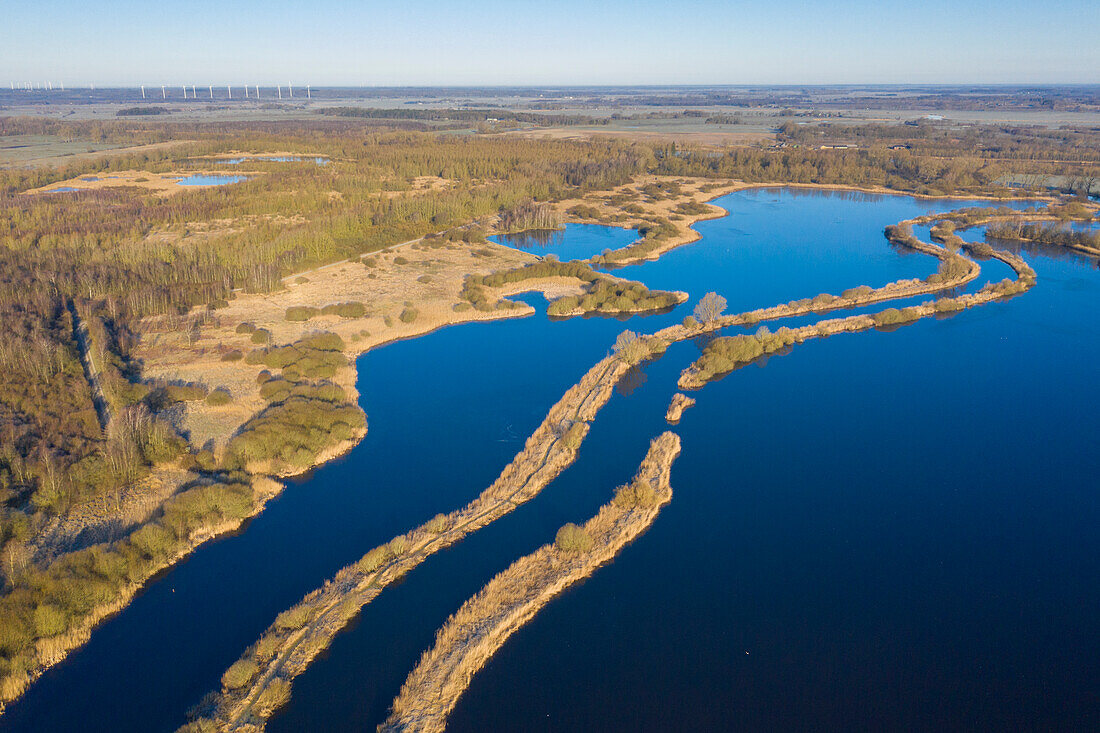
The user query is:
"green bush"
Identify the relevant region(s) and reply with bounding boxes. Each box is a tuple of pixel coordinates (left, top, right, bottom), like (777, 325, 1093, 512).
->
(220, 349, 244, 362)
(251, 329, 272, 345)
(285, 306, 320, 322)
(320, 301, 366, 318)
(358, 545, 391, 573)
(399, 307, 419, 323)
(206, 389, 233, 406)
(555, 523, 592, 553)
(274, 605, 313, 631)
(226, 393, 365, 472)
(254, 677, 292, 718)
(235, 322, 256, 334)
(425, 513, 450, 533)
(612, 480, 658, 509)
(841, 285, 874, 300)
(872, 307, 921, 327)
(561, 422, 586, 451)
(393, 256, 409, 265)
(33, 604, 69, 638)
(612, 330, 650, 365)
(247, 333, 347, 380)
(222, 659, 259, 690)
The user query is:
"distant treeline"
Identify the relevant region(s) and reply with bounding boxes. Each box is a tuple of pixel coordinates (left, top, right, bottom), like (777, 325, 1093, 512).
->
(316, 107, 608, 126)
(115, 107, 170, 117)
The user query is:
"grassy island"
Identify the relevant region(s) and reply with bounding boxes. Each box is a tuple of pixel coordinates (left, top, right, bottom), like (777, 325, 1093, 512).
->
(380, 432, 681, 733)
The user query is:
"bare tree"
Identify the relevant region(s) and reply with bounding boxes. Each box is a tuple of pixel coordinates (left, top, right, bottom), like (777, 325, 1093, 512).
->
(694, 292, 727, 323)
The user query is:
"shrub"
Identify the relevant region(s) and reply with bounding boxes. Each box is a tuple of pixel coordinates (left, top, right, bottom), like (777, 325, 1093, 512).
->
(416, 274, 432, 283)
(934, 297, 964, 313)
(33, 604, 68, 638)
(285, 306, 320, 322)
(274, 605, 313, 631)
(555, 523, 592, 553)
(254, 677, 292, 718)
(393, 256, 409, 265)
(358, 546, 390, 573)
(399, 307, 419, 323)
(561, 422, 586, 451)
(681, 315, 699, 329)
(235, 322, 256, 334)
(871, 307, 921, 327)
(425, 513, 450, 533)
(612, 330, 649, 365)
(840, 285, 874, 301)
(567, 204, 602, 219)
(254, 634, 281, 662)
(206, 389, 232, 406)
(320, 302, 366, 318)
(251, 329, 272, 345)
(222, 659, 259, 690)
(612, 480, 658, 509)
(388, 536, 408, 556)
(220, 349, 244, 362)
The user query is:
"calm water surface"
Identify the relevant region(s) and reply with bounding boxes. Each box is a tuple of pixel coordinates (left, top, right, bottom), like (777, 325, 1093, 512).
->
(175, 174, 248, 186)
(3, 189, 1096, 732)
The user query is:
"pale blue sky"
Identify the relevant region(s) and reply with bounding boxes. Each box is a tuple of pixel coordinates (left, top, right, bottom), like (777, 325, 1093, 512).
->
(3, 0, 1097, 86)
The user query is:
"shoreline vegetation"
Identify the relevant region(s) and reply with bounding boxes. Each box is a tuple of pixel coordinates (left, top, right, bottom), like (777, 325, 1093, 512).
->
(378, 432, 681, 733)
(0, 170, 734, 711)
(182, 347, 647, 730)
(1, 116, 1089, 715)
(178, 184, 1047, 732)
(676, 227, 1038, 390)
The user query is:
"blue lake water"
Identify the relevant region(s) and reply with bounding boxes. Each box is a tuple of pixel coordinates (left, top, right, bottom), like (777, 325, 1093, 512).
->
(491, 222, 638, 260)
(3, 188, 1096, 732)
(175, 174, 248, 187)
(216, 156, 328, 165)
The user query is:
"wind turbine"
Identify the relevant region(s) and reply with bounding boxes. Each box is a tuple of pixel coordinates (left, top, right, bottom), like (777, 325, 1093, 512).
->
(288, 82, 293, 98)
(307, 85, 311, 100)
(141, 85, 146, 99)
(209, 85, 213, 99)
(228, 85, 232, 99)
(278, 85, 282, 99)
(162, 85, 166, 99)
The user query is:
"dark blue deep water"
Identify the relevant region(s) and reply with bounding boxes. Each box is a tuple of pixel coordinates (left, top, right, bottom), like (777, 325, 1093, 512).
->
(492, 222, 638, 261)
(3, 189, 1097, 732)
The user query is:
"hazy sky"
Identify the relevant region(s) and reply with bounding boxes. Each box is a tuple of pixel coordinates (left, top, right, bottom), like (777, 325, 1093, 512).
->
(4, 0, 1097, 86)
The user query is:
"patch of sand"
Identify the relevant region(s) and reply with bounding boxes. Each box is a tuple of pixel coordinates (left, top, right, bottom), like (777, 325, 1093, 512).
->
(137, 238, 539, 448)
